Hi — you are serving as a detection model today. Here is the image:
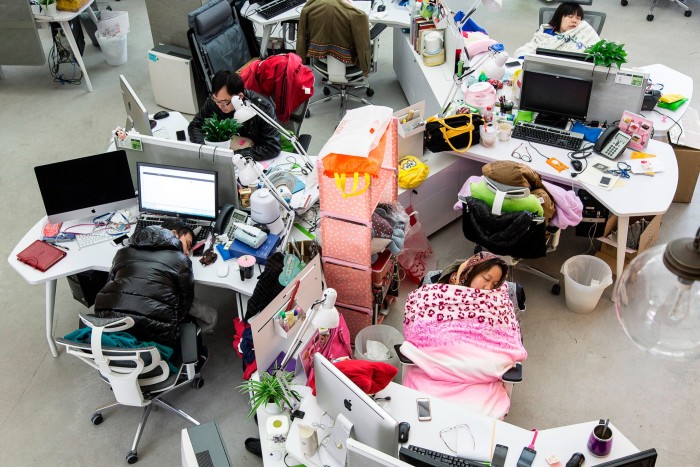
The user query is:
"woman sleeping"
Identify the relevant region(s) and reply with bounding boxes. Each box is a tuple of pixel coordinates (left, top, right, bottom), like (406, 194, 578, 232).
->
(400, 252, 527, 419)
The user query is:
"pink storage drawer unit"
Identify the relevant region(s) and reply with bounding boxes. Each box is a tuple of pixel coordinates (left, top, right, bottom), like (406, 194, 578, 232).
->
(336, 302, 372, 344)
(322, 258, 373, 310)
(321, 216, 372, 267)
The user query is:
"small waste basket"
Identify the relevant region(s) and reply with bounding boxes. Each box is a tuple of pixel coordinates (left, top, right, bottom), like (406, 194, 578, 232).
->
(561, 255, 613, 313)
(96, 32, 127, 66)
(355, 325, 404, 382)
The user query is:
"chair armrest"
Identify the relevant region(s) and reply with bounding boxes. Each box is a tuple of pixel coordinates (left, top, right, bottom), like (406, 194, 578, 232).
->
(180, 323, 198, 365)
(394, 344, 415, 365)
(502, 362, 523, 383)
(370, 23, 387, 41)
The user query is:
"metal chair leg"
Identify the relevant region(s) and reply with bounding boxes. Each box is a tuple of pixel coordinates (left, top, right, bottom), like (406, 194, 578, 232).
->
(130, 404, 154, 454)
(154, 398, 200, 425)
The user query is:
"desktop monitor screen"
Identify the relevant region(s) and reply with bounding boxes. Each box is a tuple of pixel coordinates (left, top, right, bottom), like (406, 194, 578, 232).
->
(137, 163, 218, 221)
(519, 70, 593, 125)
(34, 150, 137, 224)
(596, 449, 657, 467)
(120, 74, 153, 136)
(314, 353, 399, 458)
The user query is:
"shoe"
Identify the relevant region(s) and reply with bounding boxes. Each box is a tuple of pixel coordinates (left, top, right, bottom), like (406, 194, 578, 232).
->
(245, 437, 263, 458)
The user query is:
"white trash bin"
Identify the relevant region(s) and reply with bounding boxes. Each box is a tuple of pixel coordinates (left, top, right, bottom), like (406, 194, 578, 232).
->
(96, 32, 127, 66)
(561, 255, 613, 313)
(355, 325, 404, 382)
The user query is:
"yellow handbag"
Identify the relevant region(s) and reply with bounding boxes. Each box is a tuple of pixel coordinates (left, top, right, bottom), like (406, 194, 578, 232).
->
(398, 156, 429, 189)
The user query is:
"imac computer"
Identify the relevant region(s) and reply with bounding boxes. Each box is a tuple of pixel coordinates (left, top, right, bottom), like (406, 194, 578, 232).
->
(34, 150, 137, 224)
(597, 449, 657, 467)
(137, 163, 218, 221)
(519, 70, 593, 128)
(314, 353, 399, 458)
(120, 74, 155, 136)
(346, 439, 410, 467)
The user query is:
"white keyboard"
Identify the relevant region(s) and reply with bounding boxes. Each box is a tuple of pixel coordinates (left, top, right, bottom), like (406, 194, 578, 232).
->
(152, 127, 173, 139)
(76, 232, 115, 249)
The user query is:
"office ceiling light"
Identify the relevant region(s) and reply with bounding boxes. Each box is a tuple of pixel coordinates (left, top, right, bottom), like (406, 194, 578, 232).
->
(615, 227, 700, 360)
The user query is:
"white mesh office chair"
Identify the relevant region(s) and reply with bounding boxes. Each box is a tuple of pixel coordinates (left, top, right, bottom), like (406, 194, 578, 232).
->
(56, 314, 203, 464)
(621, 0, 692, 21)
(539, 7, 607, 35)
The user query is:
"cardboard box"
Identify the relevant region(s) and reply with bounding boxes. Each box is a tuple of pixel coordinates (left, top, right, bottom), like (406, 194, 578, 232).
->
(597, 214, 661, 264)
(670, 143, 700, 203)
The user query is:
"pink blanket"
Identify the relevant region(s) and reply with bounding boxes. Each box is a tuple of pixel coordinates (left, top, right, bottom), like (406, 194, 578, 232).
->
(401, 283, 527, 419)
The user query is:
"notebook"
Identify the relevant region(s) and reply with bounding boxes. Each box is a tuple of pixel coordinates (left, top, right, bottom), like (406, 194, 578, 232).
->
(17, 240, 67, 272)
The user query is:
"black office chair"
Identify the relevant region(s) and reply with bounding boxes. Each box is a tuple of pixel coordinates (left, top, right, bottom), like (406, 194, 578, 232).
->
(56, 314, 204, 464)
(539, 7, 607, 35)
(621, 0, 692, 21)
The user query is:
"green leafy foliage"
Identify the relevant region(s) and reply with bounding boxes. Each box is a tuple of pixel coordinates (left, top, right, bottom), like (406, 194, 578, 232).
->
(584, 40, 628, 69)
(201, 114, 241, 142)
(39, 0, 56, 5)
(237, 371, 300, 420)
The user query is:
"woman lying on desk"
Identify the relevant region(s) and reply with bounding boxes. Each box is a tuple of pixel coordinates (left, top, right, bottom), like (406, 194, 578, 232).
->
(514, 1, 600, 58)
(400, 252, 527, 420)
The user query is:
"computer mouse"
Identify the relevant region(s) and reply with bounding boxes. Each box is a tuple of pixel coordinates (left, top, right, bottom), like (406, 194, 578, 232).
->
(153, 110, 170, 120)
(398, 422, 410, 443)
(217, 263, 229, 278)
(572, 160, 583, 172)
(377, 4, 386, 11)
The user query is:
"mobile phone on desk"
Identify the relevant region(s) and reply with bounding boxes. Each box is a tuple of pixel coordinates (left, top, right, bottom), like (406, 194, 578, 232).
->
(416, 398, 431, 421)
(492, 444, 508, 467)
(517, 446, 536, 467)
(110, 234, 129, 247)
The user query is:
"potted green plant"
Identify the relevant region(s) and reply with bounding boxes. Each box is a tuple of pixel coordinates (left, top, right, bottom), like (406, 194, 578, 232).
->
(584, 40, 628, 77)
(39, 0, 57, 16)
(238, 371, 299, 419)
(202, 114, 241, 148)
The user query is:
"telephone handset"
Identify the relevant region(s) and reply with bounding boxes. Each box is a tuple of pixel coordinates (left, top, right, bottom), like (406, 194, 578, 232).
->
(594, 126, 632, 160)
(214, 204, 249, 237)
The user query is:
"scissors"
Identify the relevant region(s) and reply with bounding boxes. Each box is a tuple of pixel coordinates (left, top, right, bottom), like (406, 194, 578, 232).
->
(609, 161, 632, 178)
(510, 143, 533, 162)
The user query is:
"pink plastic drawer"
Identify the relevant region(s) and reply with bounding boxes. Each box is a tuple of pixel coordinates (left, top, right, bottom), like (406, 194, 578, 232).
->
(321, 216, 371, 267)
(322, 259, 373, 309)
(336, 302, 372, 344)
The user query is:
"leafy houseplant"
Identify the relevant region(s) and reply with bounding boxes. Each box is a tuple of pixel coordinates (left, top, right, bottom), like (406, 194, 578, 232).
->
(201, 113, 241, 144)
(238, 371, 299, 419)
(39, 0, 57, 15)
(584, 40, 628, 71)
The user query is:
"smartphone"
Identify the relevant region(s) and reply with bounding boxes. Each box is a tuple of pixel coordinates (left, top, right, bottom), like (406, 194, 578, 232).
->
(599, 175, 613, 188)
(516, 446, 537, 467)
(492, 444, 508, 467)
(110, 234, 129, 247)
(505, 60, 521, 68)
(416, 398, 431, 421)
(176, 129, 187, 141)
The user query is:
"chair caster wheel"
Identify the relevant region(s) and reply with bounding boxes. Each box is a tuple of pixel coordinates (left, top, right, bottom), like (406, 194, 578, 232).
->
(551, 284, 561, 295)
(305, 109, 310, 118)
(126, 451, 138, 464)
(684, 10, 691, 17)
(620, 0, 627, 5)
(366, 88, 374, 97)
(91, 413, 103, 425)
(193, 376, 204, 389)
(323, 87, 331, 96)
(647, 14, 654, 21)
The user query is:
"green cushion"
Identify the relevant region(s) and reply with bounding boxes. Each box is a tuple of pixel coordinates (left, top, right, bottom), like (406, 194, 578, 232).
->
(470, 180, 544, 216)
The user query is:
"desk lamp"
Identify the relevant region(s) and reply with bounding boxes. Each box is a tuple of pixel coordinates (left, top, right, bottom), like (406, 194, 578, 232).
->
(615, 226, 700, 360)
(232, 96, 313, 172)
(456, 0, 502, 27)
(276, 288, 340, 419)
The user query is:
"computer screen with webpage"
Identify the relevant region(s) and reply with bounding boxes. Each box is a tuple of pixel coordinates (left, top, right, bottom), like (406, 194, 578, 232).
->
(137, 163, 218, 221)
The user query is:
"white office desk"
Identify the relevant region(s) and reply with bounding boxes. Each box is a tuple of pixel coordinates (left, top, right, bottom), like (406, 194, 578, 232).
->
(33, 1, 98, 92)
(274, 382, 640, 467)
(639, 64, 693, 133)
(242, 0, 410, 58)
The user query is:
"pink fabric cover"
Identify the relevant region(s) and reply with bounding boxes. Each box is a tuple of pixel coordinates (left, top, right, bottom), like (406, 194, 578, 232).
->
(401, 283, 526, 419)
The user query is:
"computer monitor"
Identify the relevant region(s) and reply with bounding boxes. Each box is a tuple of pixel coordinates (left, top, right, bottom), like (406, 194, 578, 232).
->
(120, 74, 154, 136)
(535, 48, 590, 62)
(314, 353, 399, 458)
(596, 449, 657, 467)
(137, 162, 218, 221)
(34, 150, 137, 224)
(346, 439, 410, 467)
(519, 70, 593, 127)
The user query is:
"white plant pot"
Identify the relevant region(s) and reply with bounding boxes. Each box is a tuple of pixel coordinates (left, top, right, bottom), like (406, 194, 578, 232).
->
(265, 401, 283, 415)
(204, 138, 231, 149)
(31, 4, 42, 15)
(45, 3, 57, 16)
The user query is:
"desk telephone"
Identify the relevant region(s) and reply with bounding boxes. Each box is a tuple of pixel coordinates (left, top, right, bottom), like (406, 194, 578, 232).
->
(214, 204, 267, 249)
(594, 126, 632, 160)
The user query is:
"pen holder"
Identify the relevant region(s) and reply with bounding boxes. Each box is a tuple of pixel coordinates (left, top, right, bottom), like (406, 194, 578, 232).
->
(273, 306, 305, 338)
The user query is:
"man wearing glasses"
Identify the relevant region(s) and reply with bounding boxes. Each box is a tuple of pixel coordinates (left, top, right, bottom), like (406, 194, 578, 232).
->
(188, 70, 281, 161)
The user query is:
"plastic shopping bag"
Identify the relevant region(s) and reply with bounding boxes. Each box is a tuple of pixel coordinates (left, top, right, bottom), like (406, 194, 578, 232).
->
(397, 207, 437, 284)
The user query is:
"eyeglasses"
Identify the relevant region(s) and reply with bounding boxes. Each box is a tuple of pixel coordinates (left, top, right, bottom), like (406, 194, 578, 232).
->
(511, 143, 533, 162)
(439, 424, 475, 454)
(211, 95, 232, 107)
(609, 161, 632, 179)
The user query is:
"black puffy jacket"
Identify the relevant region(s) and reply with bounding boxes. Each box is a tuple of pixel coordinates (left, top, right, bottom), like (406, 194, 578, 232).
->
(94, 226, 194, 347)
(187, 89, 281, 161)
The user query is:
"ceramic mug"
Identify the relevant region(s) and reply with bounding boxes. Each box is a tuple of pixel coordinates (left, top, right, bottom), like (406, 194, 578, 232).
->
(587, 421, 613, 457)
(480, 123, 497, 148)
(497, 122, 514, 142)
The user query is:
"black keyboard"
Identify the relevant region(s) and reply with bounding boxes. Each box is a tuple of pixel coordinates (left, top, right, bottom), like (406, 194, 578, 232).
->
(399, 445, 486, 467)
(256, 0, 306, 19)
(133, 215, 212, 243)
(512, 121, 584, 150)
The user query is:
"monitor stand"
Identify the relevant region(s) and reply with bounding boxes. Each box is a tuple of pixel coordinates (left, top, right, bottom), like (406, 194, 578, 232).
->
(533, 113, 568, 130)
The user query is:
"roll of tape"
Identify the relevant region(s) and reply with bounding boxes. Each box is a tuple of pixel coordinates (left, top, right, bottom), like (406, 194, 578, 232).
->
(266, 414, 290, 444)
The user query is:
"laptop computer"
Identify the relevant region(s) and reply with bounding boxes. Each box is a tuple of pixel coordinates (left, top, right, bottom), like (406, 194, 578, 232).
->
(134, 162, 219, 242)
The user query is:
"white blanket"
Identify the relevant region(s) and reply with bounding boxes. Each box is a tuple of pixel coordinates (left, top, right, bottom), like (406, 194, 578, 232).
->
(514, 20, 600, 58)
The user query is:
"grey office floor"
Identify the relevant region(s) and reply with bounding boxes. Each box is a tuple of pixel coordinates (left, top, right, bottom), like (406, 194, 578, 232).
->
(1, 1, 699, 466)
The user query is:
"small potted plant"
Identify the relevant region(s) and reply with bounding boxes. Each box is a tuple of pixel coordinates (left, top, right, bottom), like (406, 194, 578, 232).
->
(39, 0, 57, 16)
(202, 114, 241, 148)
(584, 39, 628, 78)
(238, 370, 299, 419)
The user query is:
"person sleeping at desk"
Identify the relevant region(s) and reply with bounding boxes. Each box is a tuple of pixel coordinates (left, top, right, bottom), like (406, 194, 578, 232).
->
(514, 2, 600, 59)
(400, 252, 527, 420)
